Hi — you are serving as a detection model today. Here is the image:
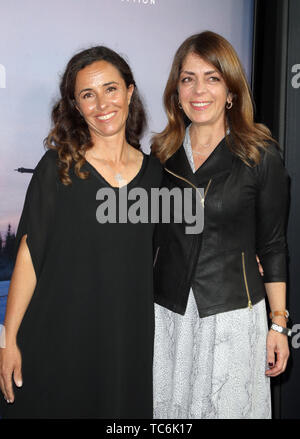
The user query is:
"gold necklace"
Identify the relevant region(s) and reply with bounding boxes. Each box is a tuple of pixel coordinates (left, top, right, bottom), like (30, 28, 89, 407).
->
(192, 145, 213, 156)
(190, 132, 212, 155)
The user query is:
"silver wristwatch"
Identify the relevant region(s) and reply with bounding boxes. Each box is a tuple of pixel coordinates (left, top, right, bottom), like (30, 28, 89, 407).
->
(270, 323, 292, 337)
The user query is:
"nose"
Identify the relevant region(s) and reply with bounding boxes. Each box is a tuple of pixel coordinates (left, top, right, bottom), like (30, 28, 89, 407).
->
(194, 78, 207, 95)
(94, 94, 108, 111)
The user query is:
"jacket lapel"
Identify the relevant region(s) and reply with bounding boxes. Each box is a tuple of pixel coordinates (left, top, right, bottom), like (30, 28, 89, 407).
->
(164, 144, 198, 186)
(165, 136, 234, 186)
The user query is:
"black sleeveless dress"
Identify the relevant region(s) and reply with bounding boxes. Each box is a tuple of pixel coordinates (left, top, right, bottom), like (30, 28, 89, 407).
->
(0, 149, 162, 419)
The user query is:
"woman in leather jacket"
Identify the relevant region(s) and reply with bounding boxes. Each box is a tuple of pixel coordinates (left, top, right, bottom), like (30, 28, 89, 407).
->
(151, 31, 290, 419)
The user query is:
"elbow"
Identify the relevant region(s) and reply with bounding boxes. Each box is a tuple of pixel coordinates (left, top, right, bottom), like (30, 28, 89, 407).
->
(258, 249, 288, 283)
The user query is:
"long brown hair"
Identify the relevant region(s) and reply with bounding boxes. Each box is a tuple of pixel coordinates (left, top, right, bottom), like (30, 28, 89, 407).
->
(152, 31, 275, 164)
(45, 46, 146, 185)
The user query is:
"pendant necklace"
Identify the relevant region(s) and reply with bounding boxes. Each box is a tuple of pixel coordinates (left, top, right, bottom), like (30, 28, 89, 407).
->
(107, 146, 129, 187)
(90, 145, 130, 187)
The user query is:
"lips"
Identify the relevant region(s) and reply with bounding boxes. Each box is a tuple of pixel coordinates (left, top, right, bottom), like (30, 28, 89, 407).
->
(95, 111, 116, 121)
(190, 101, 212, 110)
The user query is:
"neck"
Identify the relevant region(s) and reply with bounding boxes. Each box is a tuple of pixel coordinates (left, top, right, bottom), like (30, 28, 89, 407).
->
(189, 120, 226, 151)
(89, 129, 128, 163)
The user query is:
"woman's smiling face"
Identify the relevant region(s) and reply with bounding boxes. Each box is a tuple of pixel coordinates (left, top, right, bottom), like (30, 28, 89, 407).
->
(178, 52, 231, 128)
(75, 60, 134, 139)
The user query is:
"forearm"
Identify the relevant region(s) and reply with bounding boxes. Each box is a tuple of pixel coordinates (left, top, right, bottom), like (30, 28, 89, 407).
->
(264, 282, 287, 327)
(4, 235, 36, 346)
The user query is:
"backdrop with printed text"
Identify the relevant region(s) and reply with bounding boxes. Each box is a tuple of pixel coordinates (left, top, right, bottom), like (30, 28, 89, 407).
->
(0, 0, 254, 241)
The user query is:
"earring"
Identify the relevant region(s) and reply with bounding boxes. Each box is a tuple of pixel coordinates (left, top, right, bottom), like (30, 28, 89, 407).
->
(178, 100, 182, 109)
(226, 101, 233, 109)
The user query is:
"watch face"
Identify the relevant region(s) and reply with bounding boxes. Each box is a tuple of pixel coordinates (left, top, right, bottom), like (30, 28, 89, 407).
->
(271, 323, 291, 337)
(273, 324, 282, 332)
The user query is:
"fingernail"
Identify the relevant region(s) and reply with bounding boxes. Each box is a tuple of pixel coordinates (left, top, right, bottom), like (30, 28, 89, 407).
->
(16, 380, 23, 387)
(268, 362, 274, 367)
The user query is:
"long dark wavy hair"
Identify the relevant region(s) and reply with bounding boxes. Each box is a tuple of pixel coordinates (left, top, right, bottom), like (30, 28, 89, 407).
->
(152, 31, 276, 164)
(45, 46, 146, 185)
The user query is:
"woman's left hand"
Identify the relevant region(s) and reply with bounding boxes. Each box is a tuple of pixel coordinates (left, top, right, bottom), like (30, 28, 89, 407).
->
(265, 328, 289, 377)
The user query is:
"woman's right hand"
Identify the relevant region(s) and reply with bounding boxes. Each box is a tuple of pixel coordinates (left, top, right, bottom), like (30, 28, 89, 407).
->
(256, 255, 264, 276)
(0, 235, 35, 405)
(0, 343, 23, 403)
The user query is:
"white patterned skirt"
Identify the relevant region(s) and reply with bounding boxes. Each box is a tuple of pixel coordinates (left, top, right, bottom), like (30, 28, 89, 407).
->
(153, 291, 271, 419)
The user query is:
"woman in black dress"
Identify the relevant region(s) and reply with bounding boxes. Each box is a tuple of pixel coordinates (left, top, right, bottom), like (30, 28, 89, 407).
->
(0, 46, 162, 418)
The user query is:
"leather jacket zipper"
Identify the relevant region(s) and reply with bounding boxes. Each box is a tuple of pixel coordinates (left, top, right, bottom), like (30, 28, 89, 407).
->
(241, 252, 253, 309)
(164, 167, 212, 294)
(164, 167, 212, 207)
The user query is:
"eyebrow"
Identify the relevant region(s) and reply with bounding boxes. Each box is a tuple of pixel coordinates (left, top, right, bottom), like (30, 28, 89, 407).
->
(180, 70, 219, 76)
(78, 81, 119, 96)
(103, 81, 119, 87)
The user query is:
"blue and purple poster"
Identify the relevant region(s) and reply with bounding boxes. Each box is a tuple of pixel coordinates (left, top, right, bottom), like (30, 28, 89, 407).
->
(0, 0, 254, 312)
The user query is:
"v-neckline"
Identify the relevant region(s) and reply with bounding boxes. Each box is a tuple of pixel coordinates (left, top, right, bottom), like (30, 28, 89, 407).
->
(183, 125, 226, 175)
(192, 141, 224, 174)
(84, 152, 147, 189)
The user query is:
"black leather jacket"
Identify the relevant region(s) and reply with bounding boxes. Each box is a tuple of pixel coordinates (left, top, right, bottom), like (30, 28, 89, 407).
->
(153, 137, 289, 318)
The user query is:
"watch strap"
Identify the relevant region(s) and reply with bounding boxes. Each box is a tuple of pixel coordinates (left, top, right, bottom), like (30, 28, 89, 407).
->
(270, 323, 292, 337)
